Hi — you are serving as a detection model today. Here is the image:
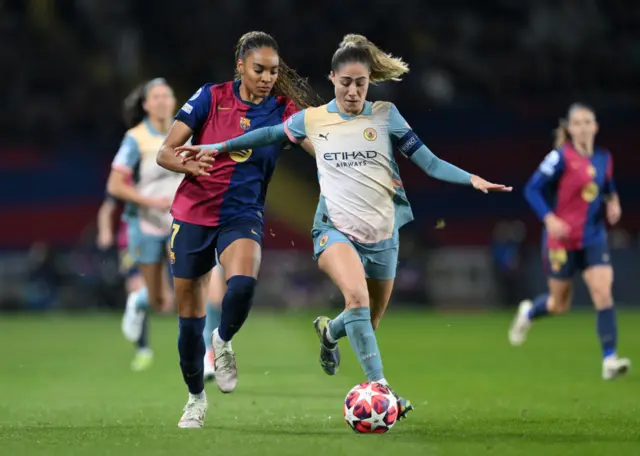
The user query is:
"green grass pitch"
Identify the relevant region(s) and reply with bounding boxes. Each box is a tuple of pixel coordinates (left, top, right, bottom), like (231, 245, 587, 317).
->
(1, 310, 639, 455)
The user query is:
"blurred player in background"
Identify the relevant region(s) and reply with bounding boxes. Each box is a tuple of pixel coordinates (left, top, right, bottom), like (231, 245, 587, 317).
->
(105, 79, 225, 377)
(107, 78, 183, 371)
(157, 31, 320, 428)
(180, 34, 511, 423)
(510, 103, 631, 380)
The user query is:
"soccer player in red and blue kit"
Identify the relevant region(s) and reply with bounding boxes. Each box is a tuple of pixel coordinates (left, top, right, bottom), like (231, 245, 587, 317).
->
(156, 31, 320, 428)
(509, 103, 630, 380)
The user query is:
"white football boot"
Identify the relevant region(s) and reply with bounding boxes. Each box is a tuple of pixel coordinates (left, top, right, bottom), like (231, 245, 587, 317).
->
(178, 393, 208, 428)
(602, 356, 631, 380)
(121, 292, 146, 342)
(509, 300, 533, 346)
(212, 328, 237, 393)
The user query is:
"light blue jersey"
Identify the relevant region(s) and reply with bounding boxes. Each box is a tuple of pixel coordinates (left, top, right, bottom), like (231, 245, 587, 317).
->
(112, 119, 180, 264)
(198, 99, 473, 279)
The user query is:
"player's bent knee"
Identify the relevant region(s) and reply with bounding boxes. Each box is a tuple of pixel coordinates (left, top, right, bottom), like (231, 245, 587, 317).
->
(548, 295, 571, 314)
(174, 278, 207, 318)
(226, 276, 257, 304)
(591, 290, 614, 310)
(343, 289, 370, 310)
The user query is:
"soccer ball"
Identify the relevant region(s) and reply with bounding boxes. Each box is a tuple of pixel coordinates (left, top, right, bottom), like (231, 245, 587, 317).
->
(343, 382, 398, 433)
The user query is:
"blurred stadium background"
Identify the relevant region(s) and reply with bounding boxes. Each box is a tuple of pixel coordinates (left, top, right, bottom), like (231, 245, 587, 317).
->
(1, 2, 640, 455)
(1, 0, 638, 312)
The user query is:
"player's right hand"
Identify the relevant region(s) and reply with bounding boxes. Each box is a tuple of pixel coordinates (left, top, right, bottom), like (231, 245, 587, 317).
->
(544, 213, 570, 239)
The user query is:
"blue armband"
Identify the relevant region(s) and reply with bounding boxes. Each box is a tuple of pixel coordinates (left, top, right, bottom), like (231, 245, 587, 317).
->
(397, 130, 424, 158)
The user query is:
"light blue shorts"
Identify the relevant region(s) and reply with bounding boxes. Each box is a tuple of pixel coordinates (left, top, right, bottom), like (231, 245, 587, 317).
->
(127, 218, 168, 265)
(312, 225, 399, 280)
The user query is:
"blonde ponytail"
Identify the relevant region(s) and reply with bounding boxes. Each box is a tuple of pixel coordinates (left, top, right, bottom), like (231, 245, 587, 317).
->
(333, 34, 409, 84)
(553, 119, 569, 149)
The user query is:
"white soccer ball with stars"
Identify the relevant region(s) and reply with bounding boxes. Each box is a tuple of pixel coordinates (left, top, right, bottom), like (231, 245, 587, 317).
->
(343, 382, 398, 433)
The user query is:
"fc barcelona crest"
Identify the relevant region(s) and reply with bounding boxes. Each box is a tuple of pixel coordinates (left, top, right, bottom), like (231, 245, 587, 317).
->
(240, 117, 251, 130)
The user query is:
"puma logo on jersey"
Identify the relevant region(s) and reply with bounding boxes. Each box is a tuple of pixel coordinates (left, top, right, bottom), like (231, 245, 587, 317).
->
(319, 133, 329, 141)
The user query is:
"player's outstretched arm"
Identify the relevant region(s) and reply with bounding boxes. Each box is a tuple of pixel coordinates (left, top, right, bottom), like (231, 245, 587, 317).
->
(389, 104, 510, 193)
(175, 124, 289, 164)
(408, 144, 512, 193)
(176, 110, 308, 164)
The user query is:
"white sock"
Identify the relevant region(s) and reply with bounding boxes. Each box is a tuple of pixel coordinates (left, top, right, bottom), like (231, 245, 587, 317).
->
(377, 378, 389, 386)
(214, 328, 230, 346)
(189, 391, 206, 401)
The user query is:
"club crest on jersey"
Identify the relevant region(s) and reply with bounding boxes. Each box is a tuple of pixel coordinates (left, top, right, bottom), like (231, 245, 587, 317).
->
(240, 117, 251, 130)
(364, 127, 377, 141)
(582, 182, 599, 202)
(230, 149, 252, 163)
(319, 234, 329, 247)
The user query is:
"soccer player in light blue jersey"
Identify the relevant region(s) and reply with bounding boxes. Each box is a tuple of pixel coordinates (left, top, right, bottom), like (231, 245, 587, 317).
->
(177, 34, 511, 420)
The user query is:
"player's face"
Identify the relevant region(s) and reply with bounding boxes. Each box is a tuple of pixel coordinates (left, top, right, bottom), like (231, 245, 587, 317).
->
(143, 84, 176, 121)
(330, 62, 370, 115)
(238, 47, 280, 98)
(567, 108, 598, 146)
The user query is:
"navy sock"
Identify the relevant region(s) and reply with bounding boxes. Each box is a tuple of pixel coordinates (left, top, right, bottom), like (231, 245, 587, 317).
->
(527, 293, 550, 320)
(136, 314, 149, 350)
(218, 276, 257, 342)
(178, 316, 206, 394)
(597, 307, 617, 358)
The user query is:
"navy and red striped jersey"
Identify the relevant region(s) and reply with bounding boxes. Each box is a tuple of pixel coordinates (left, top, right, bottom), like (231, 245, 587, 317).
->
(171, 81, 298, 227)
(524, 142, 616, 250)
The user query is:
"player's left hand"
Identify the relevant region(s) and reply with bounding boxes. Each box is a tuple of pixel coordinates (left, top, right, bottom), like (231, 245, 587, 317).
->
(606, 199, 622, 225)
(470, 175, 513, 193)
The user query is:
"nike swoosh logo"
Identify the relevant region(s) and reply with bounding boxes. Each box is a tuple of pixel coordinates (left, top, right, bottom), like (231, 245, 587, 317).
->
(217, 107, 232, 111)
(251, 229, 258, 235)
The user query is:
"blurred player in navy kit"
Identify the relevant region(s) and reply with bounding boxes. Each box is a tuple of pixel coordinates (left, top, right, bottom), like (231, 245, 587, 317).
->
(510, 103, 630, 380)
(156, 31, 320, 428)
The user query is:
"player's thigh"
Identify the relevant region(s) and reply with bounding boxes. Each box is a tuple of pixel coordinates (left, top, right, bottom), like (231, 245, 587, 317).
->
(131, 232, 168, 310)
(582, 245, 614, 309)
(217, 220, 263, 279)
(170, 219, 218, 316)
(316, 231, 369, 309)
(361, 242, 398, 328)
(366, 278, 394, 330)
(207, 264, 227, 305)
